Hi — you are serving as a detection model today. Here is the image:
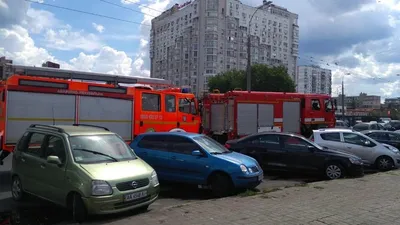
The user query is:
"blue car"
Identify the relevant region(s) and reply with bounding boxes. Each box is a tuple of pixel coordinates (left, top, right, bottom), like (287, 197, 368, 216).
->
(130, 132, 263, 197)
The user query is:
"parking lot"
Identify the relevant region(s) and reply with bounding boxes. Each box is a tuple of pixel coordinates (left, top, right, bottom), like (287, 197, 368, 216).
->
(0, 154, 318, 225)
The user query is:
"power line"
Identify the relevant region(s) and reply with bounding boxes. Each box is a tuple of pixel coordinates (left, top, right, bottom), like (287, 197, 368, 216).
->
(122, 0, 164, 13)
(98, 0, 158, 18)
(25, 0, 151, 27)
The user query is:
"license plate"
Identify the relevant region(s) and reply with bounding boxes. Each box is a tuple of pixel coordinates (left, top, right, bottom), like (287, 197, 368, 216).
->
(258, 174, 263, 181)
(124, 191, 147, 202)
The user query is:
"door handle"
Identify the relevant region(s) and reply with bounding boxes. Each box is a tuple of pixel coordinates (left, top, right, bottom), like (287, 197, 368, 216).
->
(141, 152, 148, 155)
(140, 121, 144, 127)
(21, 157, 26, 162)
(347, 146, 352, 149)
(40, 163, 46, 169)
(171, 156, 176, 159)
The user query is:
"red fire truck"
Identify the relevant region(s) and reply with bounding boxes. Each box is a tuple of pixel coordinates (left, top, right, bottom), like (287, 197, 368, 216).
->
(201, 90, 336, 143)
(0, 63, 200, 165)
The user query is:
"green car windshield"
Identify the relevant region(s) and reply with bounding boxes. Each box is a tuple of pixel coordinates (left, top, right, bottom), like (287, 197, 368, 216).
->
(69, 134, 137, 164)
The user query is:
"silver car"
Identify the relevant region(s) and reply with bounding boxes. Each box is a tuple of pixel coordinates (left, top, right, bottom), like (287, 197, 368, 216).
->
(311, 128, 400, 171)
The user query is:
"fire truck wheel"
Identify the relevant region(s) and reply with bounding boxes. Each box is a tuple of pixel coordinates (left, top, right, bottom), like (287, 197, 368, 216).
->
(11, 176, 24, 201)
(71, 193, 87, 223)
(209, 172, 233, 197)
(169, 128, 186, 132)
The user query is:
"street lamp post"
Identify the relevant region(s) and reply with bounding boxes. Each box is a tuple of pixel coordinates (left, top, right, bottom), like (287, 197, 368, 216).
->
(247, 5, 264, 93)
(341, 73, 350, 121)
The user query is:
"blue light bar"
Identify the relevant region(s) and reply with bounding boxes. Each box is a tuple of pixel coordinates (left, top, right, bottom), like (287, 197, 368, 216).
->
(181, 87, 191, 93)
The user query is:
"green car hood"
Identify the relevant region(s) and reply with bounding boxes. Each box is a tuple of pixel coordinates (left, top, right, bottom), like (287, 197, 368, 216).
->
(79, 158, 153, 181)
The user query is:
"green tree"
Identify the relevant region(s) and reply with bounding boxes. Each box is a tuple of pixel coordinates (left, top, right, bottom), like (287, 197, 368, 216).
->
(207, 69, 246, 93)
(207, 64, 295, 93)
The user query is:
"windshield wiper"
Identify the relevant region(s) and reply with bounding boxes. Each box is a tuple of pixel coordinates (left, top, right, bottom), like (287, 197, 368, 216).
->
(73, 148, 118, 162)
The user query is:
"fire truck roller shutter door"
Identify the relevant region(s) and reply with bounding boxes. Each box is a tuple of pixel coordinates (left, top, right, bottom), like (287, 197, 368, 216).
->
(237, 103, 257, 135)
(257, 104, 275, 132)
(6, 91, 75, 144)
(78, 96, 133, 141)
(169, 128, 186, 132)
(282, 101, 301, 133)
(210, 104, 225, 132)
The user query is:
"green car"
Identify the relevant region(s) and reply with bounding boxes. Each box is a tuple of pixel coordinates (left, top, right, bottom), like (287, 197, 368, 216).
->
(11, 124, 160, 222)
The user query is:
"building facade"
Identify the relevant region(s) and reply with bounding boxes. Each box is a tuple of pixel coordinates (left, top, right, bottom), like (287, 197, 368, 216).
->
(296, 65, 332, 95)
(334, 93, 381, 110)
(150, 0, 299, 96)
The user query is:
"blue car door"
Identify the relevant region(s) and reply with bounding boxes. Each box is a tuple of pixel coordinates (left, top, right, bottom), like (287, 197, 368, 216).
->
(133, 135, 171, 179)
(166, 135, 209, 184)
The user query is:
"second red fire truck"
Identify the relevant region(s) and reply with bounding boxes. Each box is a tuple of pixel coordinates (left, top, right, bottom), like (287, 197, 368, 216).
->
(201, 89, 336, 143)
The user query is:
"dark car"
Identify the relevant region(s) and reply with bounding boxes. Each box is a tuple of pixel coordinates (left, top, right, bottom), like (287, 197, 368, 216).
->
(352, 122, 385, 132)
(225, 132, 364, 180)
(361, 130, 400, 149)
(383, 120, 400, 131)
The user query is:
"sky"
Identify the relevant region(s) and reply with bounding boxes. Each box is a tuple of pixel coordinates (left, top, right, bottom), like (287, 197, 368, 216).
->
(1, 0, 400, 101)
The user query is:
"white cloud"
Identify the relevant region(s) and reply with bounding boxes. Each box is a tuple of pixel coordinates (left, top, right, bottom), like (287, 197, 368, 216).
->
(44, 27, 103, 52)
(69, 47, 133, 75)
(92, 23, 105, 33)
(0, 0, 8, 9)
(24, 8, 59, 33)
(0, 25, 134, 76)
(121, 0, 140, 5)
(0, 25, 72, 68)
(131, 0, 173, 77)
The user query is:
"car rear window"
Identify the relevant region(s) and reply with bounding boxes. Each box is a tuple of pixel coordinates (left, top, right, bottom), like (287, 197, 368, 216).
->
(353, 124, 369, 131)
(320, 133, 341, 141)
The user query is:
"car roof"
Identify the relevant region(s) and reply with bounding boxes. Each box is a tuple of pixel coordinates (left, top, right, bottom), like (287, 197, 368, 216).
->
(354, 122, 371, 125)
(313, 128, 354, 133)
(360, 130, 393, 134)
(239, 132, 304, 140)
(137, 132, 203, 138)
(28, 124, 113, 136)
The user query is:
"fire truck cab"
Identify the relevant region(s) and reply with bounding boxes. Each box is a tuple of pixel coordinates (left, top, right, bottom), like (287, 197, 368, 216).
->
(0, 63, 201, 165)
(202, 90, 336, 143)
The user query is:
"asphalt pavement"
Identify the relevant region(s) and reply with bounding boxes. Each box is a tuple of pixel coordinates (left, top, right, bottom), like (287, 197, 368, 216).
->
(0, 154, 318, 225)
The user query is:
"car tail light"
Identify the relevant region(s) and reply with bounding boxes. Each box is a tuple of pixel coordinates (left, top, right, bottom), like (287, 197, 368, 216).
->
(224, 143, 231, 149)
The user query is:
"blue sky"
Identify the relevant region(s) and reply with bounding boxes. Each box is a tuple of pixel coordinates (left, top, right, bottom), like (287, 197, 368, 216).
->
(1, 0, 400, 99)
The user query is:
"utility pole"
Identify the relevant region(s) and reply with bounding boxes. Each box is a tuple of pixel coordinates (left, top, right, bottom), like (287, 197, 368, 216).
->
(247, 5, 265, 93)
(246, 35, 251, 93)
(341, 79, 345, 120)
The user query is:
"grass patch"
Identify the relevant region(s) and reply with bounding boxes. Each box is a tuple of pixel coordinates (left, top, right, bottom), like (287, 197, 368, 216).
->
(293, 182, 308, 187)
(313, 186, 324, 190)
(237, 189, 260, 197)
(262, 187, 281, 193)
(385, 171, 400, 176)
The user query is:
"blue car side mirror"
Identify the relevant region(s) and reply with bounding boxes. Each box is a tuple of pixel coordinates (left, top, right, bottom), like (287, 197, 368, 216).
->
(192, 150, 203, 156)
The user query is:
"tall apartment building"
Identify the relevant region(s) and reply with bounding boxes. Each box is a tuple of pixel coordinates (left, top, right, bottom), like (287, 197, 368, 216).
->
(149, 0, 299, 96)
(297, 65, 332, 95)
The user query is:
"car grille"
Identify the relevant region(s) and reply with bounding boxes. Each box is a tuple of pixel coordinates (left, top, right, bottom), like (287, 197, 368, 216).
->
(116, 178, 149, 191)
(249, 166, 259, 173)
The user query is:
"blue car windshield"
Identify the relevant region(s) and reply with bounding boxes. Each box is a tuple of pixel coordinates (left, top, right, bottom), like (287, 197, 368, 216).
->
(193, 136, 230, 154)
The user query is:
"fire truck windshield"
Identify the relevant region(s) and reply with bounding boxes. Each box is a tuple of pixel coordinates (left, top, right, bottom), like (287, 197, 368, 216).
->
(179, 98, 197, 115)
(324, 99, 334, 112)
